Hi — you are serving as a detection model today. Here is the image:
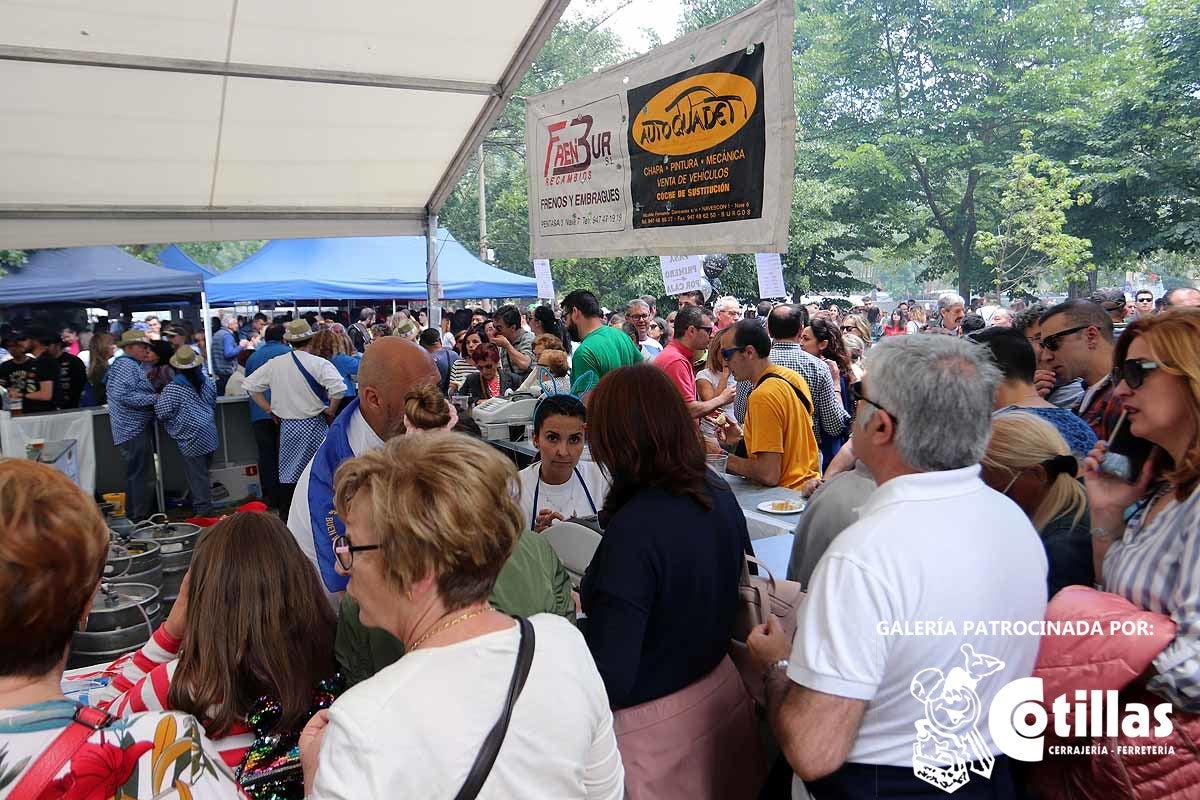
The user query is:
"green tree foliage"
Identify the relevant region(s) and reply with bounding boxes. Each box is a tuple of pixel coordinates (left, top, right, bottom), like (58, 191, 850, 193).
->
(976, 132, 1093, 296)
(0, 250, 27, 275)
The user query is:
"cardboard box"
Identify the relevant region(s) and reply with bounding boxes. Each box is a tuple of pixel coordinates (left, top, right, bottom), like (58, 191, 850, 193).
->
(209, 462, 262, 506)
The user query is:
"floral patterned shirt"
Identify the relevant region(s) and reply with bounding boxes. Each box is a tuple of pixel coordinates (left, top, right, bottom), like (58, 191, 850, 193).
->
(0, 700, 245, 799)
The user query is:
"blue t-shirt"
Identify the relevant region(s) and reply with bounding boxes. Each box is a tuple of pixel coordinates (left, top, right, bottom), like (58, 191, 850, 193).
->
(331, 353, 359, 397)
(995, 405, 1098, 458)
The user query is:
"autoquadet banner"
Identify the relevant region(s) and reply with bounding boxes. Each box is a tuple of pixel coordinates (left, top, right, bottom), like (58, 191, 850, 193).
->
(525, 0, 794, 259)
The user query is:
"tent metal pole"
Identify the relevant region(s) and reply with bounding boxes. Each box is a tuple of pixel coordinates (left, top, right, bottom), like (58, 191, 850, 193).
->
(427, 212, 441, 328)
(201, 290, 214, 377)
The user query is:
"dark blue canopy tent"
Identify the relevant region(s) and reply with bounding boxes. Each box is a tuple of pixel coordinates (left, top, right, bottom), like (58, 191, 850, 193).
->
(158, 244, 216, 277)
(0, 246, 204, 305)
(204, 230, 536, 303)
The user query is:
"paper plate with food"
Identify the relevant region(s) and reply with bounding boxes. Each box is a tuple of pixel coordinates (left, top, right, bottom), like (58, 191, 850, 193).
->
(756, 499, 806, 515)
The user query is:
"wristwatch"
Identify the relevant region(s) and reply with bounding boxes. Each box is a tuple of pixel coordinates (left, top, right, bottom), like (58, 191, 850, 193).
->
(763, 658, 789, 688)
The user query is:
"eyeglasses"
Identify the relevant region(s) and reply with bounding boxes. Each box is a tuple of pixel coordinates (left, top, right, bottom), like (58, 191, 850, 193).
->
(1136, 296, 1154, 303)
(628, 313, 650, 321)
(1115, 358, 1159, 390)
(1040, 324, 1090, 352)
(698, 325, 714, 334)
(721, 345, 745, 360)
(841, 325, 856, 332)
(849, 381, 897, 425)
(333, 534, 379, 570)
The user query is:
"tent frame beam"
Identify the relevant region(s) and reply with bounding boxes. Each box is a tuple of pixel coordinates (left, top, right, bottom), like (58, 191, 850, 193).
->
(0, 45, 499, 95)
(0, 205, 427, 221)
(426, 0, 571, 212)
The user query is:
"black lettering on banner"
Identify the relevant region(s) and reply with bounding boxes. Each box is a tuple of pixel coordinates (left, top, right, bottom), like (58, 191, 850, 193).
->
(626, 46, 766, 230)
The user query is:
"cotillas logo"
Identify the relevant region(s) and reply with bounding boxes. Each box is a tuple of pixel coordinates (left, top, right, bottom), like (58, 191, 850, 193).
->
(989, 678, 1172, 763)
(632, 72, 757, 156)
(543, 114, 612, 180)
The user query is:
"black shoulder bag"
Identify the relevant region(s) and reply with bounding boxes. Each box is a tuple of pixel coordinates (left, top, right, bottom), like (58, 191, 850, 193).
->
(734, 372, 814, 458)
(453, 616, 536, 800)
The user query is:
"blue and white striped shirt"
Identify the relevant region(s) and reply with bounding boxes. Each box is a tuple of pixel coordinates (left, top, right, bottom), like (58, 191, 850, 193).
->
(1104, 486, 1200, 712)
(105, 355, 157, 445)
(155, 376, 219, 456)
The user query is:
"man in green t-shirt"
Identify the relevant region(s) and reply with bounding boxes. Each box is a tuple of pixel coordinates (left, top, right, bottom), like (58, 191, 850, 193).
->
(562, 289, 643, 387)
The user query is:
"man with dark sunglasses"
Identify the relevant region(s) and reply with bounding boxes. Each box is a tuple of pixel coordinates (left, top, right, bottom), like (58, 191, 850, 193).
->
(712, 320, 820, 489)
(1133, 290, 1155, 319)
(655, 305, 733, 418)
(1037, 300, 1123, 440)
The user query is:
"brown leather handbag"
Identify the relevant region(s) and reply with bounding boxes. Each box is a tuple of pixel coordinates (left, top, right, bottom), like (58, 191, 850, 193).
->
(729, 554, 804, 704)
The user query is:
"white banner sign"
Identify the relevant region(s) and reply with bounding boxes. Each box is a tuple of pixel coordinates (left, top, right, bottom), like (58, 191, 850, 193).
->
(755, 252, 787, 298)
(660, 255, 705, 296)
(532, 258, 555, 299)
(525, 0, 794, 258)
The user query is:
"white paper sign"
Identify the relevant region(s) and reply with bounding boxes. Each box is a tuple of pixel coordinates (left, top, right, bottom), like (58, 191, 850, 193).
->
(533, 258, 555, 299)
(755, 252, 787, 298)
(660, 255, 704, 296)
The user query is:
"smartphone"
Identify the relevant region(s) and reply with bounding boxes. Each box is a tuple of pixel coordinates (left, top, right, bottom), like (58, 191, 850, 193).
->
(1100, 409, 1155, 483)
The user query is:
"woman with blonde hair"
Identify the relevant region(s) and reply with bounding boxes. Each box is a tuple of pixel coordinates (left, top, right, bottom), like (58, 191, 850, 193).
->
(0, 460, 244, 798)
(981, 412, 1093, 595)
(696, 327, 735, 423)
(300, 433, 622, 799)
(906, 306, 926, 334)
(85, 330, 116, 404)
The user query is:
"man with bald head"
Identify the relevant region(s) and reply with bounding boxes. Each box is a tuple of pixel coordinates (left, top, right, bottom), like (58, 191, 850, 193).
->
(288, 337, 440, 598)
(1163, 287, 1200, 309)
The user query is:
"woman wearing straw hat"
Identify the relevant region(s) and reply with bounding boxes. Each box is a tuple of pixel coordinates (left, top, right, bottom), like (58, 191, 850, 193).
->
(243, 319, 347, 521)
(155, 346, 219, 516)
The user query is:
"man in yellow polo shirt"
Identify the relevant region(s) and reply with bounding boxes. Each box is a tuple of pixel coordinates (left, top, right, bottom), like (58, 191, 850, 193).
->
(716, 320, 820, 489)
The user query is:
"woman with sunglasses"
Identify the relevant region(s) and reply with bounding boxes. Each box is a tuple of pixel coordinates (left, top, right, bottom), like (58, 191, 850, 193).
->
(841, 314, 872, 348)
(1082, 308, 1200, 712)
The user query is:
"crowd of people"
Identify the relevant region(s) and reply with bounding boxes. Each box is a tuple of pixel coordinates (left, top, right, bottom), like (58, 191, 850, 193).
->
(1, 280, 1199, 800)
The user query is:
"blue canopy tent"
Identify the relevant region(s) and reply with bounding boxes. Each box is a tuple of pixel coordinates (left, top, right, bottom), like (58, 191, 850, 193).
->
(158, 245, 216, 277)
(0, 246, 215, 374)
(0, 246, 204, 305)
(203, 230, 536, 303)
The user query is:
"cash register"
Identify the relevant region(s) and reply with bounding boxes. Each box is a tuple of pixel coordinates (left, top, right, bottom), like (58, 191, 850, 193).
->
(472, 391, 540, 441)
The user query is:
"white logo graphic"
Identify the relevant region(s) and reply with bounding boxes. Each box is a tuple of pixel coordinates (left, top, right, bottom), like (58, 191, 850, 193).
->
(910, 644, 1005, 793)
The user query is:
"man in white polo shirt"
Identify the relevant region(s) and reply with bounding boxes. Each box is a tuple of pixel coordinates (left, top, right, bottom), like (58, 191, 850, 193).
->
(749, 335, 1048, 798)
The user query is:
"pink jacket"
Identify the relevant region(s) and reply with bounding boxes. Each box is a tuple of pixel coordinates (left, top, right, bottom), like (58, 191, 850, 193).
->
(1030, 586, 1200, 800)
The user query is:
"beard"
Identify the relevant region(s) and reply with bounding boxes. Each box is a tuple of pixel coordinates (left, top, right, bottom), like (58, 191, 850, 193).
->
(567, 320, 582, 343)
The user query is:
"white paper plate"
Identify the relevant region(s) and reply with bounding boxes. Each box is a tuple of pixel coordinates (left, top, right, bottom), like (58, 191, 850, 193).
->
(756, 499, 805, 515)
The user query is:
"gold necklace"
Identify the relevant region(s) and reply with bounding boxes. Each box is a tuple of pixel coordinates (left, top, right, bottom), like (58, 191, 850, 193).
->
(408, 606, 489, 651)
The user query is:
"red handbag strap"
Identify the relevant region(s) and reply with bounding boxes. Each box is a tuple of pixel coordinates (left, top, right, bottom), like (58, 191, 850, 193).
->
(8, 705, 116, 800)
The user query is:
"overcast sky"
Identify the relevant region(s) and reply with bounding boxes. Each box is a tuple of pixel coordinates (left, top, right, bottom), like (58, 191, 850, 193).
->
(573, 0, 686, 53)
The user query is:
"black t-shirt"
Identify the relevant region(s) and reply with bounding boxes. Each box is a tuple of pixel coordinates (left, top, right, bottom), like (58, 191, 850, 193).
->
(0, 355, 57, 413)
(54, 351, 87, 409)
(580, 474, 753, 709)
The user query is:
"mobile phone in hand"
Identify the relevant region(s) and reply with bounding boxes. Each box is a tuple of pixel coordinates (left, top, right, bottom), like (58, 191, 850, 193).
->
(1100, 409, 1155, 483)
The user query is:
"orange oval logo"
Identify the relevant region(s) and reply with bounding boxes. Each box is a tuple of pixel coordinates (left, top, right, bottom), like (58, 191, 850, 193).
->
(632, 72, 757, 156)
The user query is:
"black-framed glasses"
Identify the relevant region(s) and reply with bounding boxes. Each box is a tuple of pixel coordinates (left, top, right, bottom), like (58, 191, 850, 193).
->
(1040, 324, 1090, 352)
(628, 313, 651, 321)
(721, 345, 745, 360)
(1115, 358, 1159, 390)
(697, 325, 714, 334)
(1136, 296, 1154, 304)
(849, 381, 897, 425)
(333, 534, 379, 570)
(842, 325, 856, 332)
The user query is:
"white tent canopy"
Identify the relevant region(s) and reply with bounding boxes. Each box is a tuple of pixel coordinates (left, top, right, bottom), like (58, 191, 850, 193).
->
(0, 0, 568, 250)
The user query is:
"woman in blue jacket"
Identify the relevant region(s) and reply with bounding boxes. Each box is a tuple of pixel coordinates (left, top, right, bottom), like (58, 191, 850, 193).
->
(155, 347, 219, 516)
